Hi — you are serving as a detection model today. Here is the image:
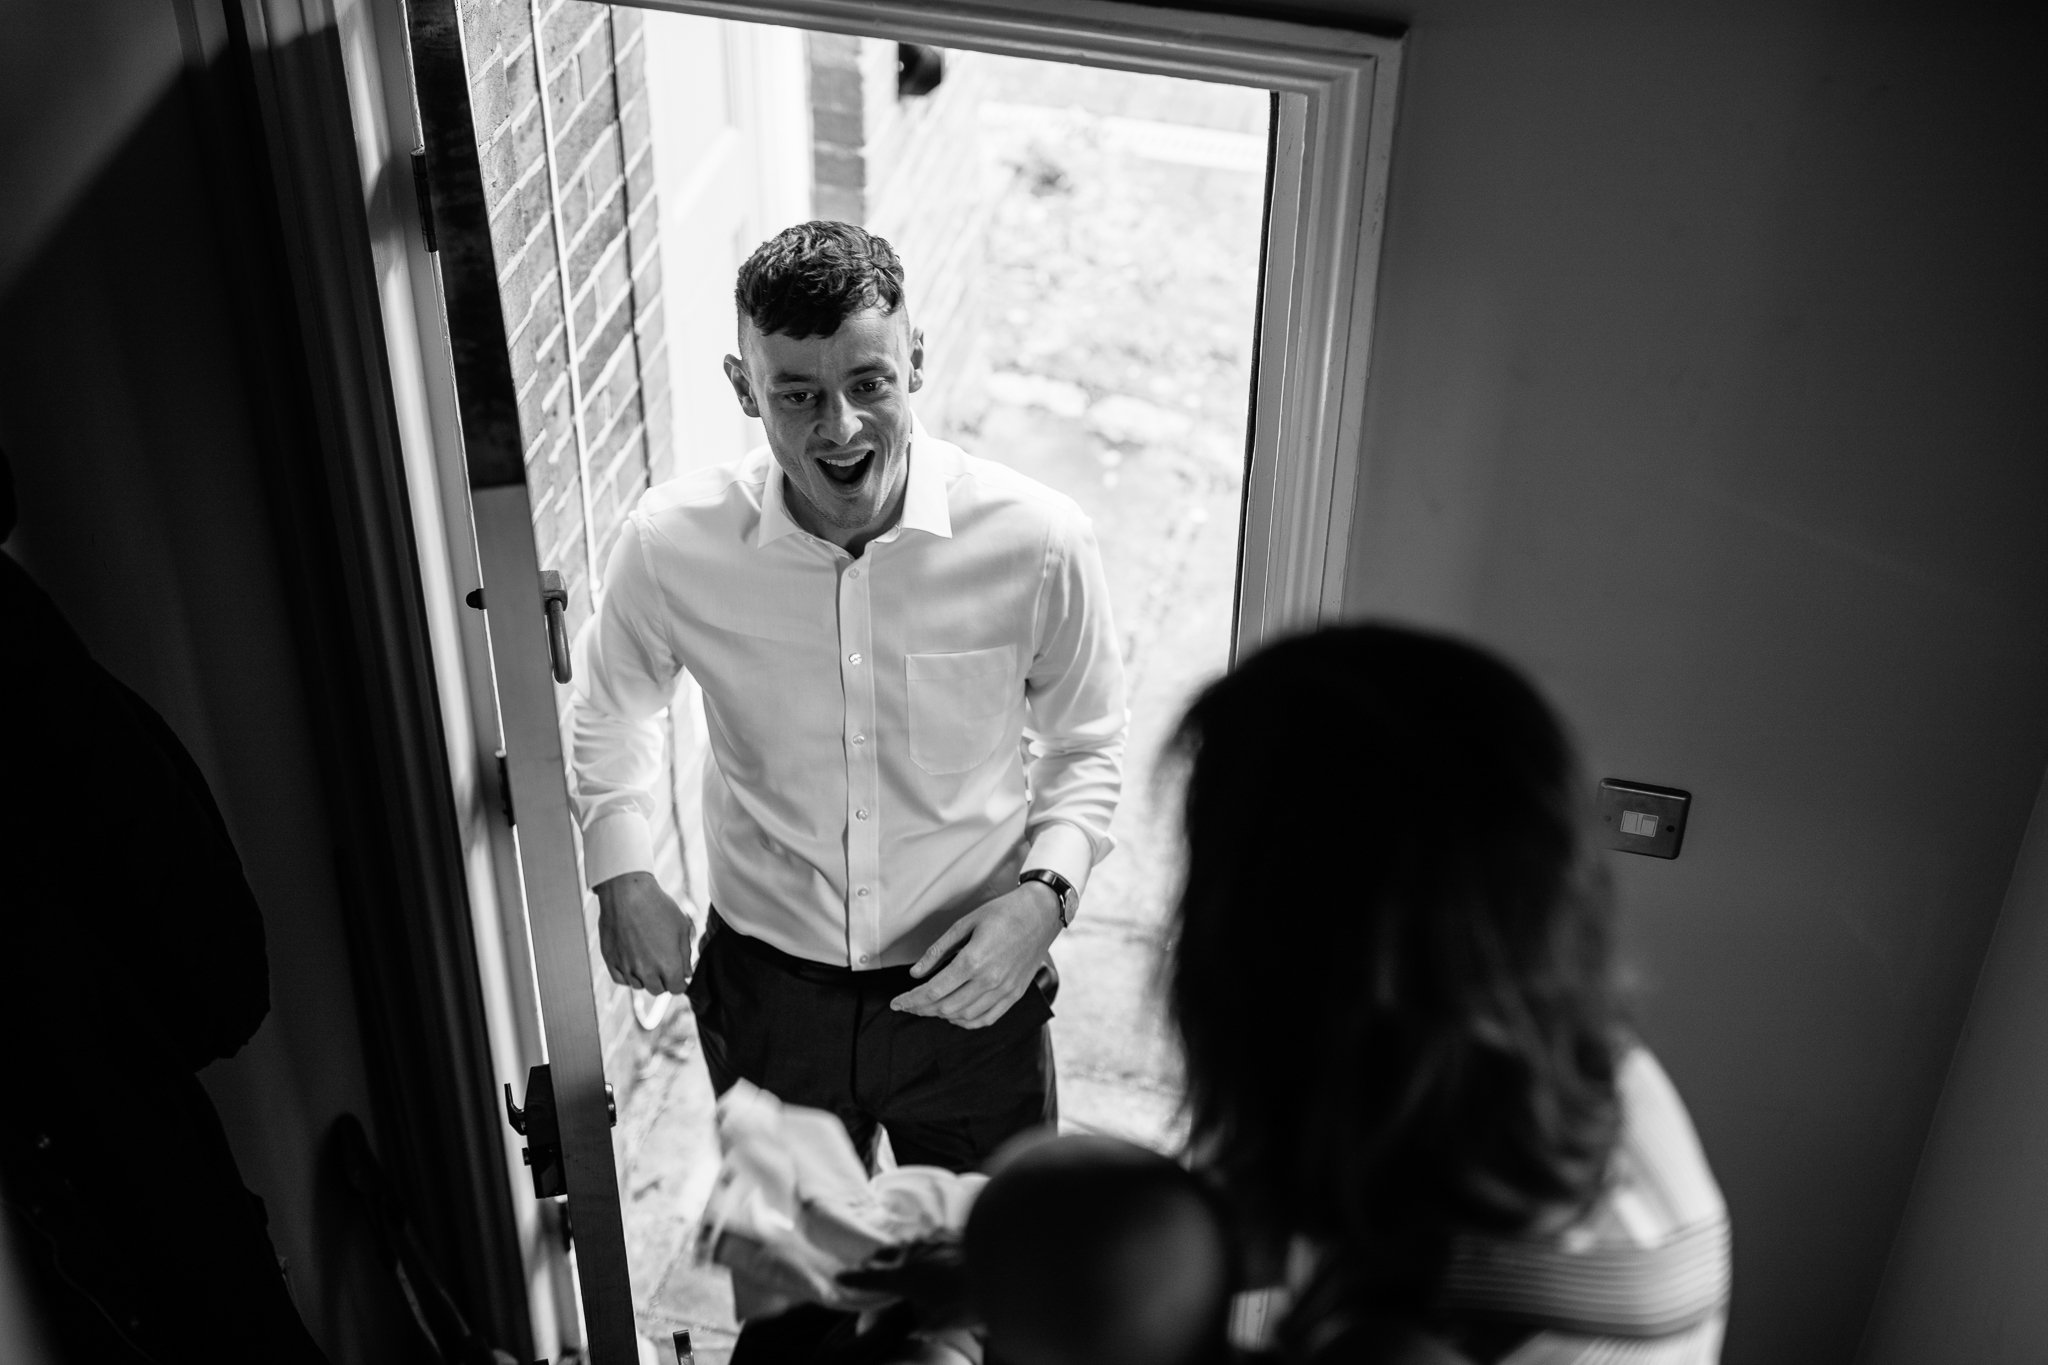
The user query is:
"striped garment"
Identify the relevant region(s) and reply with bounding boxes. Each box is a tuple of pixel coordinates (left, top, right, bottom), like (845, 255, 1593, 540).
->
(1228, 1047, 1730, 1364)
(1435, 1047, 1730, 1363)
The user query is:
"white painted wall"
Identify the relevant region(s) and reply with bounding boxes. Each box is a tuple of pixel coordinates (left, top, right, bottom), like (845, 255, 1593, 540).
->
(641, 11, 811, 481)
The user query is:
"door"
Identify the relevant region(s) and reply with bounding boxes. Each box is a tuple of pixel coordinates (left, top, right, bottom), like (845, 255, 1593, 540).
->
(407, 2, 642, 1360)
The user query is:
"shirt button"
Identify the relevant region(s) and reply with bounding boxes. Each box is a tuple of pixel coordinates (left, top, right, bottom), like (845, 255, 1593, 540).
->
(855, 808, 869, 821)
(848, 652, 862, 665)
(848, 568, 861, 580)
(852, 733, 866, 745)
(856, 886, 870, 897)
(858, 953, 871, 964)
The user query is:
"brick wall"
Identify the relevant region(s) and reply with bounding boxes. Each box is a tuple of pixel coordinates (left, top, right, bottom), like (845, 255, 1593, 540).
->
(806, 37, 992, 439)
(459, 0, 676, 1090)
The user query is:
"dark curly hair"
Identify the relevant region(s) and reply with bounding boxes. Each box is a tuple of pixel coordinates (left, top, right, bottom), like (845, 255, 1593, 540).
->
(1164, 623, 1623, 1313)
(734, 220, 906, 340)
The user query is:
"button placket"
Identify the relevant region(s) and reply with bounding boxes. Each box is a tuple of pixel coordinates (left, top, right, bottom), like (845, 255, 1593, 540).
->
(839, 554, 882, 966)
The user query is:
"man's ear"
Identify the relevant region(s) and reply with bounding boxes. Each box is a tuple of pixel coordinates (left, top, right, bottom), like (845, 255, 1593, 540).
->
(723, 353, 761, 418)
(907, 326, 926, 394)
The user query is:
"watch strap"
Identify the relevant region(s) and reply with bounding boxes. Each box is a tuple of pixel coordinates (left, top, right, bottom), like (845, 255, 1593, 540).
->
(1018, 867, 1076, 928)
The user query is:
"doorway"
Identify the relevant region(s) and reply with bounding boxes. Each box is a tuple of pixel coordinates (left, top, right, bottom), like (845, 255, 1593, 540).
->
(592, 20, 1273, 1354)
(377, 1, 1398, 1359)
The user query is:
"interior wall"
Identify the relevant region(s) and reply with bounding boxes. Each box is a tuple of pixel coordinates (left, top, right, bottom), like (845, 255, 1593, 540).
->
(1858, 769, 2048, 1362)
(0, 0, 419, 1358)
(1191, 0, 2047, 1360)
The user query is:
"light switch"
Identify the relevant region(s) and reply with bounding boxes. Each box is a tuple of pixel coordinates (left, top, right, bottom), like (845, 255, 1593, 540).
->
(1597, 779, 1690, 859)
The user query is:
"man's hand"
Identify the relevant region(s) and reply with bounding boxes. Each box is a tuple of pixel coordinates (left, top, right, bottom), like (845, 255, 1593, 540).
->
(595, 871, 695, 994)
(890, 882, 1062, 1029)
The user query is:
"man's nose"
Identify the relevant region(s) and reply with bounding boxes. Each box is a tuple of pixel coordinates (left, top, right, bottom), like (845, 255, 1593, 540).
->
(815, 391, 861, 446)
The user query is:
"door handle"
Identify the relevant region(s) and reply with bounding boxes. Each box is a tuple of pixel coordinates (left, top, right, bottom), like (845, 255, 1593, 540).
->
(504, 1064, 616, 1201)
(539, 570, 571, 684)
(462, 576, 573, 684)
(504, 1065, 565, 1198)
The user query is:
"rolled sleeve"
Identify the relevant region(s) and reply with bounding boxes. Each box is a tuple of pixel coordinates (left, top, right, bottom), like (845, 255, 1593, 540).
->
(1021, 510, 1129, 905)
(570, 515, 682, 888)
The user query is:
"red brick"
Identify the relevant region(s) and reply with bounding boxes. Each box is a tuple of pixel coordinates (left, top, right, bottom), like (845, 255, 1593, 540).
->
(613, 31, 645, 99)
(619, 90, 652, 164)
(566, 186, 626, 290)
(503, 38, 537, 111)
(625, 145, 655, 213)
(639, 345, 669, 411)
(610, 6, 643, 50)
(491, 164, 552, 253)
(568, 129, 621, 218)
(471, 51, 514, 139)
(576, 28, 612, 101)
(542, 1, 605, 73)
(545, 46, 584, 123)
(578, 306, 635, 396)
(811, 101, 863, 151)
(627, 200, 658, 264)
(631, 254, 663, 323)
(512, 314, 566, 394)
(571, 283, 598, 355)
(596, 245, 631, 316)
(552, 75, 619, 180)
(497, 240, 556, 327)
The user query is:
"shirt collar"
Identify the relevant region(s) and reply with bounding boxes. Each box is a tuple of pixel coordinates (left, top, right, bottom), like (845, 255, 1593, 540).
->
(752, 415, 953, 549)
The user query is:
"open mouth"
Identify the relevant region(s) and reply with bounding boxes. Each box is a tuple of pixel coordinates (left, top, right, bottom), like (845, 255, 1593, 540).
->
(816, 448, 874, 488)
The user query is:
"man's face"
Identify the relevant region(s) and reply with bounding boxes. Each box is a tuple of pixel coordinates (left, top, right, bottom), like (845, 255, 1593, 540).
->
(724, 306, 924, 549)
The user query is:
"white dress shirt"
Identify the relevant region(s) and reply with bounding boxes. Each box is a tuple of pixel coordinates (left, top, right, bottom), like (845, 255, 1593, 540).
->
(570, 426, 1128, 970)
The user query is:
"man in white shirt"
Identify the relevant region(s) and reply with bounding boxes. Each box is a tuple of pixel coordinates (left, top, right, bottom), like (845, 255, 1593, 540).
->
(570, 222, 1127, 1173)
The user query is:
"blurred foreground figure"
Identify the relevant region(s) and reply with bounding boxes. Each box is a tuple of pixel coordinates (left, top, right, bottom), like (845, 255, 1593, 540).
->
(0, 452, 331, 1364)
(1165, 624, 1730, 1364)
(966, 1133, 1232, 1365)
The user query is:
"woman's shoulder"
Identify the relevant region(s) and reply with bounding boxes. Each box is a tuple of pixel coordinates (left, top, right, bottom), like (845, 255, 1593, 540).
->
(1433, 1044, 1730, 1341)
(1604, 1044, 1729, 1236)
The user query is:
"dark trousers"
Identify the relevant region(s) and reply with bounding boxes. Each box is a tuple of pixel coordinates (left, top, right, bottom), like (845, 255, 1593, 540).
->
(686, 910, 1058, 1174)
(691, 912, 1058, 1364)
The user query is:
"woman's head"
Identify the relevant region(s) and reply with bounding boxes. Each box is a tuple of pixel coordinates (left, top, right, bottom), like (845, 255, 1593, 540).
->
(1165, 623, 1621, 1278)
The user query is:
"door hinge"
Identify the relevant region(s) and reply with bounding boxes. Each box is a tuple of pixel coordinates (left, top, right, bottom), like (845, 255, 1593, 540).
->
(410, 146, 438, 253)
(494, 747, 515, 827)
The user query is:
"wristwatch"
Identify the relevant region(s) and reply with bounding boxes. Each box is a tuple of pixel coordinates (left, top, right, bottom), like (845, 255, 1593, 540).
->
(1018, 867, 1077, 929)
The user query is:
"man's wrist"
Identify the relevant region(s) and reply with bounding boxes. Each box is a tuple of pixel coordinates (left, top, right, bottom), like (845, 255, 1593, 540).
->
(1018, 878, 1064, 929)
(1017, 867, 1076, 929)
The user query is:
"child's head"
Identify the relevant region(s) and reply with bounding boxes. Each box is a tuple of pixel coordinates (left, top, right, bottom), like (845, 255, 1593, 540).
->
(966, 1134, 1232, 1365)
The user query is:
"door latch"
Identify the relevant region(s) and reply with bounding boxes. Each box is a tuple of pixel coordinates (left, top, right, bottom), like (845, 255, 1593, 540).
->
(540, 569, 571, 684)
(504, 1064, 564, 1198)
(503, 1065, 617, 1201)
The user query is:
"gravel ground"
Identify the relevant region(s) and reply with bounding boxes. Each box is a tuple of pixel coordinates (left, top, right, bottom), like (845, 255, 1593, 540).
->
(967, 55, 1267, 1152)
(619, 55, 1268, 1359)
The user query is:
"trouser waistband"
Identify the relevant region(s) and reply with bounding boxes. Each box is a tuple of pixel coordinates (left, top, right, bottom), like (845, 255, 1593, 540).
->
(703, 908, 916, 988)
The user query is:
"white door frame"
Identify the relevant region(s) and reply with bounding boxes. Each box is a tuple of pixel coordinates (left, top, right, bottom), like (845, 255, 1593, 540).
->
(652, 0, 1403, 653)
(337, 1, 1400, 1359)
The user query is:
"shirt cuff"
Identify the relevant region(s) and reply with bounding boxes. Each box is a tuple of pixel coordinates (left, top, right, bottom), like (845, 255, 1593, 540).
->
(1022, 821, 1097, 911)
(583, 811, 655, 888)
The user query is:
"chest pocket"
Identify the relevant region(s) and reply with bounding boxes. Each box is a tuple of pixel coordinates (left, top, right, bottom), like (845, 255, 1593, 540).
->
(905, 646, 1018, 775)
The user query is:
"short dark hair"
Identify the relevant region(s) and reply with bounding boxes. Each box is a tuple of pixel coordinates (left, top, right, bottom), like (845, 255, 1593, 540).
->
(1164, 623, 1623, 1307)
(734, 221, 906, 340)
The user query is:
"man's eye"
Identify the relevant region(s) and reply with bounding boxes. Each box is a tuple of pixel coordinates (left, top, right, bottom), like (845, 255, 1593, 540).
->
(856, 379, 885, 394)
(780, 391, 813, 407)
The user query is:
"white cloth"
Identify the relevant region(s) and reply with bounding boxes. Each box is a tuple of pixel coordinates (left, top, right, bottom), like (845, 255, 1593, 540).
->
(570, 426, 1128, 969)
(695, 1079, 986, 1322)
